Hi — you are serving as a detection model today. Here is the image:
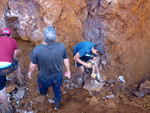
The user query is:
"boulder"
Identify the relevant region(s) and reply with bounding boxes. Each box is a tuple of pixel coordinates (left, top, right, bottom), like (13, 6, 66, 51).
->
(83, 79, 104, 92)
(139, 81, 150, 94)
(107, 103, 117, 109)
(85, 97, 91, 103)
(89, 96, 99, 107)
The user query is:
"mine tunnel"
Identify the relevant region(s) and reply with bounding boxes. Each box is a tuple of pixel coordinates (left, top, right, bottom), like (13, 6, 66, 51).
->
(0, 0, 150, 113)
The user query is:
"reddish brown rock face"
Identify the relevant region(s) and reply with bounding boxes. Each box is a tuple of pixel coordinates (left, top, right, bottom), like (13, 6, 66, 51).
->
(0, 0, 150, 85)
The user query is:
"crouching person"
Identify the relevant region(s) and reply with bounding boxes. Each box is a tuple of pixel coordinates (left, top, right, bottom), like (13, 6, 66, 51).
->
(28, 26, 70, 110)
(73, 41, 105, 88)
(0, 28, 23, 113)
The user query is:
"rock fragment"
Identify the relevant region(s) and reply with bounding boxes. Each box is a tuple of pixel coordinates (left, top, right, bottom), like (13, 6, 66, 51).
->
(85, 97, 91, 103)
(139, 81, 150, 94)
(107, 78, 116, 84)
(89, 96, 99, 107)
(107, 103, 117, 109)
(6, 84, 16, 93)
(35, 96, 46, 103)
(15, 88, 25, 100)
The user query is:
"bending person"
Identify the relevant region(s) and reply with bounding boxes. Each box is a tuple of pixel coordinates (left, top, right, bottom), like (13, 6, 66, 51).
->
(73, 41, 105, 88)
(0, 28, 23, 113)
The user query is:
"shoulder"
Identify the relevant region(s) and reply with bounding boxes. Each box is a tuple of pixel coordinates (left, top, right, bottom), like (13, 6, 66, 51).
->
(9, 37, 16, 42)
(56, 42, 64, 45)
(33, 44, 43, 50)
(10, 38, 17, 45)
(78, 41, 93, 45)
(56, 42, 65, 47)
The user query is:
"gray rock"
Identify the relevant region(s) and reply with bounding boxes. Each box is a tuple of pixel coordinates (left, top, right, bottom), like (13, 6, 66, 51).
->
(70, 83, 75, 88)
(15, 88, 25, 100)
(107, 78, 116, 84)
(106, 95, 114, 98)
(75, 84, 80, 89)
(139, 81, 150, 94)
(65, 84, 69, 88)
(102, 60, 107, 65)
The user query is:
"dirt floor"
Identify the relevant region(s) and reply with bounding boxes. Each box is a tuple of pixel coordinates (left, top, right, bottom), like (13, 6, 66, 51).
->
(1, 39, 150, 113)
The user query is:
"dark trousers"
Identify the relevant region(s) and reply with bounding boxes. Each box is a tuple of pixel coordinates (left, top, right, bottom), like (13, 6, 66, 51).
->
(0, 60, 18, 90)
(37, 76, 63, 109)
(0, 59, 18, 76)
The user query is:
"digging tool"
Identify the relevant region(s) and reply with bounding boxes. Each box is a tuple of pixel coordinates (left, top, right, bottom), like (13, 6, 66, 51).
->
(89, 59, 96, 65)
(89, 60, 97, 86)
(91, 73, 96, 86)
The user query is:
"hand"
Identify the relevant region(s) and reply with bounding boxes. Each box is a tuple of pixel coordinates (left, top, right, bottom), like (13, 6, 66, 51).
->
(28, 72, 32, 79)
(91, 73, 96, 79)
(85, 63, 91, 68)
(65, 71, 71, 79)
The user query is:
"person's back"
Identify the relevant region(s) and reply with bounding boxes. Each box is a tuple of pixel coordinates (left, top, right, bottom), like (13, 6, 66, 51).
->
(28, 26, 70, 110)
(30, 42, 68, 81)
(73, 41, 95, 56)
(0, 36, 17, 63)
(0, 28, 23, 113)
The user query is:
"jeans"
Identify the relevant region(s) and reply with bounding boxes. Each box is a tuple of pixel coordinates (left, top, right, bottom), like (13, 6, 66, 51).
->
(37, 75, 63, 109)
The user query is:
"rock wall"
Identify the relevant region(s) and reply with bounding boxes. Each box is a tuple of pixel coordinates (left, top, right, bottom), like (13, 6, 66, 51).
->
(84, 0, 150, 84)
(0, 0, 150, 84)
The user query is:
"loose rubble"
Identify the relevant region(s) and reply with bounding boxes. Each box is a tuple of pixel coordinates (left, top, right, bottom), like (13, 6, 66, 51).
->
(1, 65, 150, 113)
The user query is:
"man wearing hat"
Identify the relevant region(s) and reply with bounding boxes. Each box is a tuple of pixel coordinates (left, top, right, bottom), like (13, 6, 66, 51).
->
(0, 28, 23, 112)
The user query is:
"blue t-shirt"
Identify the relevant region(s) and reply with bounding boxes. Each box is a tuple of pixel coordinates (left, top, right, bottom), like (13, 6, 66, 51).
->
(73, 41, 98, 58)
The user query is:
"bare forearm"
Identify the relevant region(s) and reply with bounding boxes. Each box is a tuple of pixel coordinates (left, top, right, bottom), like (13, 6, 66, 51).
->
(13, 50, 17, 59)
(29, 62, 36, 74)
(92, 65, 96, 73)
(64, 58, 70, 72)
(75, 58, 86, 66)
(73, 52, 86, 66)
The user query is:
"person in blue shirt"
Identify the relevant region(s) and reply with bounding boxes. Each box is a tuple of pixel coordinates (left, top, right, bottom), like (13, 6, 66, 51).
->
(73, 41, 105, 88)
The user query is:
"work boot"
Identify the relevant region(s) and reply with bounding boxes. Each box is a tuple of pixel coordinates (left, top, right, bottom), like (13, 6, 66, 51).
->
(48, 99, 54, 103)
(54, 107, 59, 111)
(77, 78, 83, 88)
(19, 82, 24, 87)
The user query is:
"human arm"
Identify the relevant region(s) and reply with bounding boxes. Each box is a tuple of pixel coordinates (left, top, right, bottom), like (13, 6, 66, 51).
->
(91, 56, 99, 75)
(63, 58, 71, 78)
(73, 52, 91, 68)
(13, 50, 18, 59)
(28, 62, 37, 79)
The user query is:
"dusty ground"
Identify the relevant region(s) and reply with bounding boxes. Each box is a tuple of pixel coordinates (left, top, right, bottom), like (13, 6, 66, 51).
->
(0, 0, 150, 112)
(0, 39, 150, 113)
